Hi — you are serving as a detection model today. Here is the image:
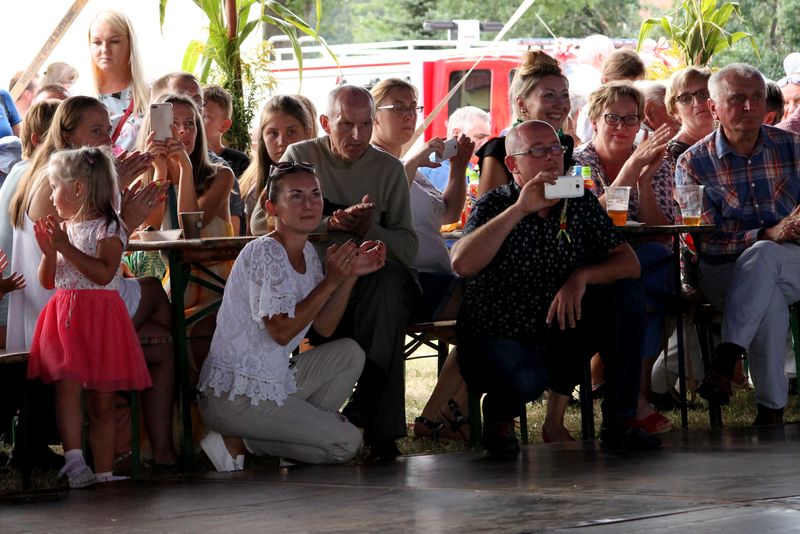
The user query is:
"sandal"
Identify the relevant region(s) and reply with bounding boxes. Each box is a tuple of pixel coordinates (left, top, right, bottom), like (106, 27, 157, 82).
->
(413, 416, 445, 440)
(441, 399, 470, 443)
(630, 411, 673, 434)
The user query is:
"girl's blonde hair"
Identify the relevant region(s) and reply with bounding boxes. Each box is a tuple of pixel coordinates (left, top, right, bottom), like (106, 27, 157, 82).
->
(10, 96, 107, 228)
(509, 51, 567, 122)
(19, 99, 61, 159)
(47, 146, 121, 227)
(239, 94, 315, 201)
(88, 10, 149, 118)
(137, 93, 218, 195)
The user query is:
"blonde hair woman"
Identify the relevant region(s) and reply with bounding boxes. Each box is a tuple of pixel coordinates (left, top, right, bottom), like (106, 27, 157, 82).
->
(88, 10, 150, 152)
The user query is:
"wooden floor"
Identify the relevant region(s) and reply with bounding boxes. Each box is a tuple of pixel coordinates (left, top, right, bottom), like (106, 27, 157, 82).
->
(5, 425, 800, 533)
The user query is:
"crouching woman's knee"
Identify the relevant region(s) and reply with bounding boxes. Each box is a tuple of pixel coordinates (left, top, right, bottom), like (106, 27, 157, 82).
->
(324, 421, 363, 463)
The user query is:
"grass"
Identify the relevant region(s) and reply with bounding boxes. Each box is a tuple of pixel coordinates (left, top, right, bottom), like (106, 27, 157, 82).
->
(3, 340, 798, 495)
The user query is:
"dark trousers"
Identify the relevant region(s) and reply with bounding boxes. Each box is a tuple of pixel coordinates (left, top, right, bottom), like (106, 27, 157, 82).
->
(459, 279, 646, 426)
(309, 261, 419, 442)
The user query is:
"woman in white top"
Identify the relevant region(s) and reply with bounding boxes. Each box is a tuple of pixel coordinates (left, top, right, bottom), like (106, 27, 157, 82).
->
(369, 78, 474, 442)
(197, 162, 387, 469)
(89, 10, 150, 153)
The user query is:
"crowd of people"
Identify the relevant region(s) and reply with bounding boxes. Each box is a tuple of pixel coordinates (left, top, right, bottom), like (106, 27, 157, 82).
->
(3, 9, 800, 488)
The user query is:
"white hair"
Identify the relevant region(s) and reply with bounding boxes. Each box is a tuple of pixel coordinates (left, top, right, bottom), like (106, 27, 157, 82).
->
(446, 106, 490, 137)
(576, 34, 615, 66)
(708, 63, 765, 100)
(635, 80, 667, 103)
(326, 85, 374, 119)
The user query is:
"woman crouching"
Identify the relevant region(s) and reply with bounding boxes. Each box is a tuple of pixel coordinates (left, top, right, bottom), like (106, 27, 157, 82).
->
(197, 161, 386, 470)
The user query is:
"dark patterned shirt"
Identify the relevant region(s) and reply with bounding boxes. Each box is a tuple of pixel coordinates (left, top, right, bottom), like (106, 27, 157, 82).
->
(460, 183, 625, 340)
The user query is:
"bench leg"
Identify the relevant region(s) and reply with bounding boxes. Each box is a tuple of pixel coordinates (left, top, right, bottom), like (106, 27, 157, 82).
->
(130, 392, 140, 480)
(580, 358, 595, 440)
(468, 387, 482, 448)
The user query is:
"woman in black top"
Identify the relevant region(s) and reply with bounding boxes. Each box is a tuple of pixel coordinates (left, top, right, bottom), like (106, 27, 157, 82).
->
(476, 51, 574, 197)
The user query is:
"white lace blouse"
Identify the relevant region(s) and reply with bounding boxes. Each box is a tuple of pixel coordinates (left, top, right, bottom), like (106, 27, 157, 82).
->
(57, 218, 127, 291)
(197, 236, 324, 406)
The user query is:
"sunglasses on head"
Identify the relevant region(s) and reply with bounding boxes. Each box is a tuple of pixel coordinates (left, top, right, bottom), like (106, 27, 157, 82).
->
(266, 161, 317, 197)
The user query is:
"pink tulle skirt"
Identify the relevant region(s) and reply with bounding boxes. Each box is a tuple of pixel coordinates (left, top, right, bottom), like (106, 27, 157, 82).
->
(28, 289, 152, 391)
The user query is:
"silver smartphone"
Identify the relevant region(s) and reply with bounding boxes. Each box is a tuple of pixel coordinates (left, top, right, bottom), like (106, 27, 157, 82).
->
(544, 176, 585, 199)
(434, 137, 458, 163)
(150, 103, 173, 141)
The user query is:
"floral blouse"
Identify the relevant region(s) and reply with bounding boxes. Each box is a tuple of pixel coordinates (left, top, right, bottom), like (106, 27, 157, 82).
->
(573, 142, 676, 223)
(197, 236, 324, 406)
(57, 218, 127, 291)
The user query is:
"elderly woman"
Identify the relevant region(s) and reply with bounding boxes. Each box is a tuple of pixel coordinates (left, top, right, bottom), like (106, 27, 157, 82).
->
(572, 81, 676, 434)
(477, 51, 573, 197)
(665, 67, 715, 169)
(88, 10, 150, 152)
(8, 95, 176, 466)
(369, 77, 474, 441)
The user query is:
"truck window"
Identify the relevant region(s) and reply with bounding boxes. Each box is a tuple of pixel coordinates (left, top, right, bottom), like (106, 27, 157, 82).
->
(448, 69, 491, 114)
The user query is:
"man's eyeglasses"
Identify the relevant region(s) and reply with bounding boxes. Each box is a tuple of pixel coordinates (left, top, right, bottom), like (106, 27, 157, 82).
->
(377, 104, 424, 115)
(509, 145, 567, 159)
(778, 75, 800, 87)
(675, 89, 710, 105)
(603, 113, 640, 127)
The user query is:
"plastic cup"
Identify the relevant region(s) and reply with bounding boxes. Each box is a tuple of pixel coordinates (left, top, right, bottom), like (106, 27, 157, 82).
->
(675, 185, 704, 226)
(179, 211, 204, 239)
(605, 186, 631, 226)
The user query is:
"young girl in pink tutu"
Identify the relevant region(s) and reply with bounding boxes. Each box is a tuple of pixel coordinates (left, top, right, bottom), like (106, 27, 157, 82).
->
(28, 146, 151, 488)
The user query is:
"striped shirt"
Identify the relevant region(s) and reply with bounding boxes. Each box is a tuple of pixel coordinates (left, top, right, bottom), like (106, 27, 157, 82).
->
(676, 125, 800, 262)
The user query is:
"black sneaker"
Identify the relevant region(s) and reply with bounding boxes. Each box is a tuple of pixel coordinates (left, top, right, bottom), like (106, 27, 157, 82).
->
(482, 420, 520, 456)
(599, 425, 662, 450)
(366, 438, 401, 461)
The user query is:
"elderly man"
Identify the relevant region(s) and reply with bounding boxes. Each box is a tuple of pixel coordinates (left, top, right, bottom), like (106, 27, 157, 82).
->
(420, 106, 491, 191)
(451, 119, 660, 455)
(254, 85, 419, 459)
(677, 63, 800, 425)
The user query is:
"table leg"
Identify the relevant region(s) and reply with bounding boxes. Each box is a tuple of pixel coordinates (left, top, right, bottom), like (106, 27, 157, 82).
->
(168, 249, 194, 468)
(674, 237, 689, 430)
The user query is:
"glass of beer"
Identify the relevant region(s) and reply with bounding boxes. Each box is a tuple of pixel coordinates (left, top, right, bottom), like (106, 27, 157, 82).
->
(605, 186, 631, 226)
(675, 185, 704, 226)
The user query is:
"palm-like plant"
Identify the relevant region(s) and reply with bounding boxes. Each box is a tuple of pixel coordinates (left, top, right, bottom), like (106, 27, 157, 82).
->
(636, 0, 759, 66)
(160, 0, 335, 152)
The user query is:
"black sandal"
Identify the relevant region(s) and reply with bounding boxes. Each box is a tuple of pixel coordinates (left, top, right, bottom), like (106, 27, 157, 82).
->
(413, 416, 445, 440)
(441, 399, 470, 442)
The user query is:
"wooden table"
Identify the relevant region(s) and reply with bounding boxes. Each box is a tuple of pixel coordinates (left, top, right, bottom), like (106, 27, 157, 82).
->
(620, 223, 715, 430)
(127, 233, 327, 466)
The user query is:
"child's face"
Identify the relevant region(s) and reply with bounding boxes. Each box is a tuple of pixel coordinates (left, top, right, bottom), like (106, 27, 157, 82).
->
(202, 100, 230, 140)
(49, 177, 82, 220)
(263, 112, 309, 163)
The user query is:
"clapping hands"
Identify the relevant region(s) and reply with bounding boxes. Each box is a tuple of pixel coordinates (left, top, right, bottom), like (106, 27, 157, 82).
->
(325, 239, 386, 284)
(328, 195, 376, 237)
(0, 250, 25, 298)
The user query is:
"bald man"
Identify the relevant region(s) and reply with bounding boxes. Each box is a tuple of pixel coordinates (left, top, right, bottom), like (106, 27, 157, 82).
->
(451, 120, 659, 454)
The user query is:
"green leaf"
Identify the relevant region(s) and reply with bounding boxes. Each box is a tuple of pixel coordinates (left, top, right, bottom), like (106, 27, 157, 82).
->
(181, 39, 206, 73)
(159, 0, 168, 35)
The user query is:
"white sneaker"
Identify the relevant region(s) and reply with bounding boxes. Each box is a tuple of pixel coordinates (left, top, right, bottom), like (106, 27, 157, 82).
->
(200, 431, 244, 472)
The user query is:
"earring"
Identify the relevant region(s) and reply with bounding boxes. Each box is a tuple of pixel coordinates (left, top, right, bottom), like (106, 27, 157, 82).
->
(519, 108, 528, 117)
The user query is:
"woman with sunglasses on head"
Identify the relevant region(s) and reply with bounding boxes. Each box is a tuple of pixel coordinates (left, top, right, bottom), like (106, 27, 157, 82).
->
(571, 81, 677, 436)
(369, 78, 475, 442)
(196, 162, 386, 470)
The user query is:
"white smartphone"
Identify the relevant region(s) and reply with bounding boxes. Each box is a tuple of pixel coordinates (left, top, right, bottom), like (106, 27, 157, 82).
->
(544, 176, 585, 199)
(434, 137, 458, 163)
(150, 102, 173, 141)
